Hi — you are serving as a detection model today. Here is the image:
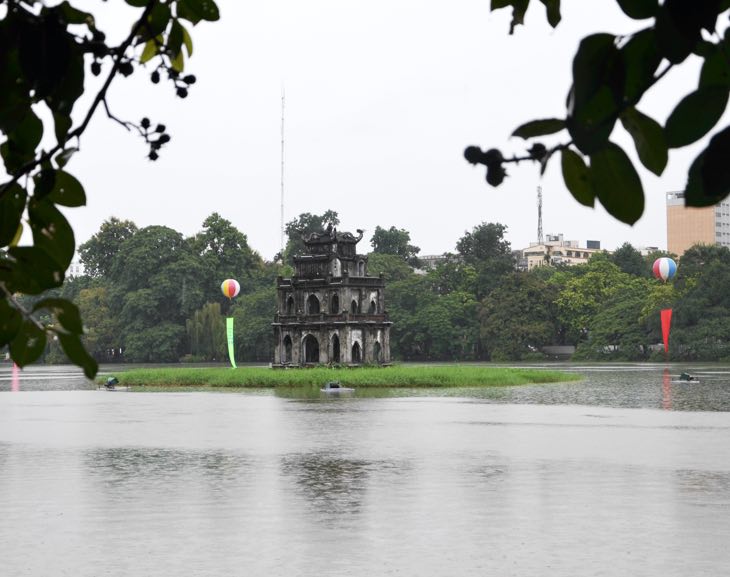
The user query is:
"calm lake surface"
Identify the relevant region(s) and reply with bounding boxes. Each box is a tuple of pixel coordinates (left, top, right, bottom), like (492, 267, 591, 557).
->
(1, 363, 730, 576)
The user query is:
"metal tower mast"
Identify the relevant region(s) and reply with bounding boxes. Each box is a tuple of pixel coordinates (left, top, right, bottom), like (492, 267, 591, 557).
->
(280, 88, 286, 258)
(537, 185, 543, 245)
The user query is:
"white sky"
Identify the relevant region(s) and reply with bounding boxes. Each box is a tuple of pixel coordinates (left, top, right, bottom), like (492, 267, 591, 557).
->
(36, 0, 729, 259)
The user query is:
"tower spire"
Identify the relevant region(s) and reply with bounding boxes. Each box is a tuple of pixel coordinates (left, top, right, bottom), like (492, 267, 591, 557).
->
(280, 87, 286, 259)
(537, 185, 543, 245)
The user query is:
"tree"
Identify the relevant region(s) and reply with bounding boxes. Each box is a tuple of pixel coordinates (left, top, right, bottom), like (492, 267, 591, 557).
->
(456, 222, 515, 299)
(108, 225, 205, 361)
(426, 257, 477, 296)
(186, 301, 226, 361)
(408, 293, 479, 360)
(191, 213, 264, 310)
(610, 242, 648, 277)
(574, 277, 654, 360)
(283, 211, 340, 265)
(554, 256, 636, 344)
(78, 217, 138, 278)
(366, 253, 415, 283)
(76, 285, 120, 362)
(385, 272, 479, 360)
(466, 1, 730, 225)
(233, 286, 276, 362)
(124, 322, 186, 363)
(370, 226, 421, 266)
(673, 244, 730, 290)
(0, 0, 219, 377)
(385, 275, 437, 359)
(660, 244, 730, 360)
(479, 272, 560, 360)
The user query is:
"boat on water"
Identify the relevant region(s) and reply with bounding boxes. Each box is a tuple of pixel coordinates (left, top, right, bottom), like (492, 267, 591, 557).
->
(97, 376, 131, 391)
(320, 380, 355, 393)
(672, 372, 700, 384)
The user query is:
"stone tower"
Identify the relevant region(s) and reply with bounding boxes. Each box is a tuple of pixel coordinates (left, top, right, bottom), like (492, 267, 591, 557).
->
(272, 227, 392, 366)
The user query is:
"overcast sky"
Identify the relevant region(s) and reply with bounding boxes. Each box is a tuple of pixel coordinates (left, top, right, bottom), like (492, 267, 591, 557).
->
(47, 0, 729, 260)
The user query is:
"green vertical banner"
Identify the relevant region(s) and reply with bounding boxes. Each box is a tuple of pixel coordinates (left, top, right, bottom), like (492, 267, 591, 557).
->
(226, 316, 237, 368)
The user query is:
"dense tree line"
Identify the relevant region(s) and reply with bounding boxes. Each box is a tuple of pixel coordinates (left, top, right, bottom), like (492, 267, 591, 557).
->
(17, 209, 730, 365)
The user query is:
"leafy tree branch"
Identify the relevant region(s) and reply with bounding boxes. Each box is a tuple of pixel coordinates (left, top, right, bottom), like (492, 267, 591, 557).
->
(0, 0, 219, 377)
(468, 0, 730, 225)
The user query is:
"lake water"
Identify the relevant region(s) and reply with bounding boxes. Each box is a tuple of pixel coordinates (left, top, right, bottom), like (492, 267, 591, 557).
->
(1, 363, 729, 576)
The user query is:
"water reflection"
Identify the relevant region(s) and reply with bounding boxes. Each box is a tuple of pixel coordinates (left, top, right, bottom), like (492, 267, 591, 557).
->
(84, 447, 250, 489)
(1, 389, 730, 576)
(281, 453, 369, 519)
(676, 469, 730, 496)
(663, 368, 672, 410)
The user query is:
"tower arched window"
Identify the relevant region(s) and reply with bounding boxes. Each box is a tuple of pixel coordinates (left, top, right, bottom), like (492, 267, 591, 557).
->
(283, 335, 293, 363)
(331, 333, 340, 363)
(351, 342, 362, 364)
(303, 334, 320, 363)
(307, 294, 320, 314)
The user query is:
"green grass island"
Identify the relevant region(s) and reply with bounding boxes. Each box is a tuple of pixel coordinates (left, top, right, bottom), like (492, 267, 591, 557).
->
(101, 365, 581, 390)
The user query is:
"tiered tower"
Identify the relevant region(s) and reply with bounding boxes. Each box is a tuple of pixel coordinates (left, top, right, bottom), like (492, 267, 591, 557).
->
(272, 227, 392, 366)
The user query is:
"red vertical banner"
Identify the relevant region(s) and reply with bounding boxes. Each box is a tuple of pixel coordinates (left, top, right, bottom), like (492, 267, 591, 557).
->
(661, 308, 673, 356)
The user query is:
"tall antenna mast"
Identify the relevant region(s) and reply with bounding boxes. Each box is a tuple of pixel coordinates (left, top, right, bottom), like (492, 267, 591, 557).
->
(537, 185, 544, 245)
(280, 87, 286, 258)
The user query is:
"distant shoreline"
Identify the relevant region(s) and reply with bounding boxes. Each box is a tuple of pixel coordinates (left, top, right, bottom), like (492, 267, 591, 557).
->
(101, 365, 581, 389)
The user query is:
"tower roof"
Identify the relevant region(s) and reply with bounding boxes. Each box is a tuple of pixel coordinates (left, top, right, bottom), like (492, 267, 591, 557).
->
(302, 227, 364, 248)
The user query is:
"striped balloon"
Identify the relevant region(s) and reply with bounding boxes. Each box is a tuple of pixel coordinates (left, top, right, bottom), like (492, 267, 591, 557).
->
(652, 257, 677, 282)
(221, 279, 240, 299)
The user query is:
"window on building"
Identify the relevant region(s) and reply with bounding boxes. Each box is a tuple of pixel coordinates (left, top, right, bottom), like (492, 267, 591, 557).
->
(283, 335, 292, 363)
(303, 334, 319, 363)
(351, 342, 362, 364)
(307, 294, 320, 314)
(331, 333, 340, 363)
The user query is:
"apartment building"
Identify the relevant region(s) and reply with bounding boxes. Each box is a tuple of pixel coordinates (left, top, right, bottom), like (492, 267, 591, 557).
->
(666, 192, 730, 256)
(519, 234, 603, 270)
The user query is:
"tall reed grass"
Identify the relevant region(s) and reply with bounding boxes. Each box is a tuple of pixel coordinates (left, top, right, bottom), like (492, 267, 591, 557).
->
(107, 365, 579, 388)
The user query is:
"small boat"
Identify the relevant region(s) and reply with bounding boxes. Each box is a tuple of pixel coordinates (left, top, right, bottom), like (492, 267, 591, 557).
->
(672, 372, 700, 384)
(97, 376, 131, 391)
(320, 380, 355, 393)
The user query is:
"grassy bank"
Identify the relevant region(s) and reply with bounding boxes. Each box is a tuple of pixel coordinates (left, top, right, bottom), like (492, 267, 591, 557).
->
(105, 365, 580, 389)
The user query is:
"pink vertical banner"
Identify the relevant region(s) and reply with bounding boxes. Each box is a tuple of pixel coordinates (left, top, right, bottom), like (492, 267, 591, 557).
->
(11, 363, 20, 392)
(661, 308, 673, 357)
